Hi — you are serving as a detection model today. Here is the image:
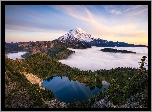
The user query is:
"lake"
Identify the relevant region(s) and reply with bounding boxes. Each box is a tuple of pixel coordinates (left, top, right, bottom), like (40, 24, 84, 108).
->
(42, 76, 110, 103)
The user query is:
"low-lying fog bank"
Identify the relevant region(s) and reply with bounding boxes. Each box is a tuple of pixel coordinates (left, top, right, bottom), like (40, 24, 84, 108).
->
(59, 47, 148, 71)
(7, 52, 27, 60)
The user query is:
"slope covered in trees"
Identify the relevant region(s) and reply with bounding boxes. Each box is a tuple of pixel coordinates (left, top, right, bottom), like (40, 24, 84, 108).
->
(5, 56, 55, 108)
(24, 52, 104, 88)
(5, 52, 148, 108)
(20, 40, 76, 60)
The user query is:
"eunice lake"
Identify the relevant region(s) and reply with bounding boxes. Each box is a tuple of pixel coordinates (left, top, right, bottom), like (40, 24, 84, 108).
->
(42, 76, 110, 103)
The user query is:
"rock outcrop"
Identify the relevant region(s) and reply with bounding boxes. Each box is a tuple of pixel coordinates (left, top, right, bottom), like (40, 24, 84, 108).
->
(21, 72, 45, 90)
(91, 96, 146, 108)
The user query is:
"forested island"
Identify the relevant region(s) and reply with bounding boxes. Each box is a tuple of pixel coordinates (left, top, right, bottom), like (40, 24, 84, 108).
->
(100, 48, 136, 54)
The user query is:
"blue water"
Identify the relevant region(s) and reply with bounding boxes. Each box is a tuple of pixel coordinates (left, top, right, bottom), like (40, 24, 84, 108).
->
(42, 76, 110, 103)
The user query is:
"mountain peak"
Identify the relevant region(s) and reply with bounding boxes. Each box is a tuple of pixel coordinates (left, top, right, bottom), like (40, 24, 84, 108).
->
(58, 28, 93, 42)
(75, 27, 85, 33)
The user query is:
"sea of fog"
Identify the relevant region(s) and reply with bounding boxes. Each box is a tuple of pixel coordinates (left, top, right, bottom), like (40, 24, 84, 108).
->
(59, 46, 148, 71)
(7, 52, 27, 60)
(7, 47, 148, 71)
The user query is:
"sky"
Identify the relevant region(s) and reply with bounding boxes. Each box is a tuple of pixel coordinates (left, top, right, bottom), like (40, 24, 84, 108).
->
(5, 5, 148, 45)
(7, 47, 148, 71)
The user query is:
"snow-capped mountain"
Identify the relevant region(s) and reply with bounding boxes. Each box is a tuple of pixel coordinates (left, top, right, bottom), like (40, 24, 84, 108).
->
(58, 27, 93, 42)
(57, 27, 147, 48)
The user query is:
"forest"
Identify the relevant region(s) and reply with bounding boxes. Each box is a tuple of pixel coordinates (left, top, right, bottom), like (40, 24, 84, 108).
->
(5, 51, 148, 108)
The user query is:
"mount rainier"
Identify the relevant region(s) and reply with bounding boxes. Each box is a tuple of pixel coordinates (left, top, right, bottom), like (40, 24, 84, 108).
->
(58, 27, 94, 42)
(57, 27, 147, 48)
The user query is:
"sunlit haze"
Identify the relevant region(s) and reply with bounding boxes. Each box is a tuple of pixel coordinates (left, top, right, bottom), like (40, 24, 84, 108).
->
(5, 5, 148, 45)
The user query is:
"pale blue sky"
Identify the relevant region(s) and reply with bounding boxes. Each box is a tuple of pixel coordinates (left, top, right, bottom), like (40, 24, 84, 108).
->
(5, 5, 148, 45)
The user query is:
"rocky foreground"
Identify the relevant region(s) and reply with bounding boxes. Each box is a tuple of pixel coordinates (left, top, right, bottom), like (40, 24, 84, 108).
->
(5, 69, 147, 108)
(5, 71, 146, 108)
(42, 98, 67, 108)
(91, 96, 146, 108)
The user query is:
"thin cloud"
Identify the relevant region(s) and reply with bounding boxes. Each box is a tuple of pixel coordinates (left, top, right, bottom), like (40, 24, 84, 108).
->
(126, 7, 148, 16)
(5, 5, 72, 33)
(103, 5, 122, 15)
(5, 17, 70, 33)
(5, 5, 43, 22)
(51, 5, 90, 23)
(51, 5, 147, 42)
(51, 5, 112, 37)
(104, 5, 148, 16)
(110, 9, 121, 15)
(5, 28, 21, 32)
(121, 5, 148, 16)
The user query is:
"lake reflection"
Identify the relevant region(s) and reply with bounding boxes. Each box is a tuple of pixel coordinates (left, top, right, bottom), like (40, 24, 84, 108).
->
(42, 76, 110, 103)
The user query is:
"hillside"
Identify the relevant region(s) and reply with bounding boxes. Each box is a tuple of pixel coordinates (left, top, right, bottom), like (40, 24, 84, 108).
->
(5, 56, 58, 108)
(5, 53, 148, 108)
